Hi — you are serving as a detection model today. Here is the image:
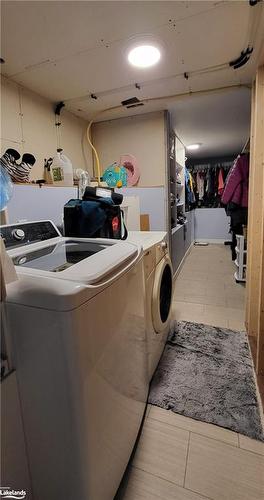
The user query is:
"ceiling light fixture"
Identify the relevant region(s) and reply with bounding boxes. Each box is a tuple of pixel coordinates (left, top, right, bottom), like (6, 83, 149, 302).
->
(186, 144, 202, 151)
(128, 45, 161, 68)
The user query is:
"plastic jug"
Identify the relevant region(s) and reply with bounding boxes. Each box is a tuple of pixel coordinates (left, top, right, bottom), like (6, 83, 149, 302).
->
(50, 150, 73, 186)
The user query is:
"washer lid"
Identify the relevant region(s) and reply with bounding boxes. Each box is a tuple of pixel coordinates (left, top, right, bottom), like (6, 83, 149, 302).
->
(9, 238, 141, 285)
(12, 240, 109, 273)
(6, 239, 142, 310)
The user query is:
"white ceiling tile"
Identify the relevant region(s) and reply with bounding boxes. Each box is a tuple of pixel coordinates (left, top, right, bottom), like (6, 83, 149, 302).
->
(1, 0, 263, 157)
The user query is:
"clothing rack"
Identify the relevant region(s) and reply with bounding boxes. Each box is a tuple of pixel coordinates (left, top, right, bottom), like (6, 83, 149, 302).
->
(188, 161, 232, 172)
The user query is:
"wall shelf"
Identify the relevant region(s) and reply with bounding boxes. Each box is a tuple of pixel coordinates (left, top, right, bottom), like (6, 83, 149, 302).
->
(167, 123, 188, 274)
(235, 259, 246, 268)
(235, 271, 246, 283)
(235, 246, 247, 254)
(234, 235, 247, 282)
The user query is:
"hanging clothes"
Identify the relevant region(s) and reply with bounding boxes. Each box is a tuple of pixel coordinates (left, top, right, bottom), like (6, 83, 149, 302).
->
(187, 161, 232, 208)
(206, 168, 215, 195)
(221, 154, 249, 260)
(196, 171, 205, 200)
(185, 169, 196, 207)
(189, 172, 195, 202)
(218, 168, 225, 196)
(221, 154, 249, 207)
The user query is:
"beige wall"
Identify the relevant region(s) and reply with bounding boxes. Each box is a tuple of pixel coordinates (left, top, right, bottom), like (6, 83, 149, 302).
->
(1, 77, 92, 180)
(92, 111, 167, 187)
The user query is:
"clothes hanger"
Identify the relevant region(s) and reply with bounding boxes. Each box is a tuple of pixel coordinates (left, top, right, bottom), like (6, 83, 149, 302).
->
(241, 138, 250, 155)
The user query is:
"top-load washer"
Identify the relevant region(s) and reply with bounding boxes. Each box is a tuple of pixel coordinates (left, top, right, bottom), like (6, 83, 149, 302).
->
(1, 220, 148, 500)
(127, 232, 173, 381)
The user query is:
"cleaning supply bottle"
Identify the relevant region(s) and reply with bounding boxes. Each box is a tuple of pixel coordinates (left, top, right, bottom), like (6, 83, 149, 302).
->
(50, 149, 73, 186)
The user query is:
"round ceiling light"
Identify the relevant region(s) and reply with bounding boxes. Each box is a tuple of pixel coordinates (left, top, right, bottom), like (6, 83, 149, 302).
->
(127, 45, 161, 68)
(186, 144, 201, 151)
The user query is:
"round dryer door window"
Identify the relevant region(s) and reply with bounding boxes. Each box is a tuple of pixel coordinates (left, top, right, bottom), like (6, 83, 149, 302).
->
(152, 256, 173, 333)
(160, 263, 173, 323)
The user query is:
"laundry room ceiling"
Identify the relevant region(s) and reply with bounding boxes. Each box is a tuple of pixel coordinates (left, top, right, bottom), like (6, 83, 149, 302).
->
(1, 1, 264, 157)
(171, 86, 252, 159)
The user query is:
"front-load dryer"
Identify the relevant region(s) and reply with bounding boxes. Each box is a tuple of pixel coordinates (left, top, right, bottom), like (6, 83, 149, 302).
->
(128, 232, 173, 381)
(1, 220, 148, 500)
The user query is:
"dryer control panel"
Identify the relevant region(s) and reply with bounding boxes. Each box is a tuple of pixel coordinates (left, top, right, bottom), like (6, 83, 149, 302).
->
(0, 221, 61, 249)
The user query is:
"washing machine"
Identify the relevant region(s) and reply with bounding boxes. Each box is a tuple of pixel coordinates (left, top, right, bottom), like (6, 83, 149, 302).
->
(1, 220, 148, 500)
(128, 232, 173, 381)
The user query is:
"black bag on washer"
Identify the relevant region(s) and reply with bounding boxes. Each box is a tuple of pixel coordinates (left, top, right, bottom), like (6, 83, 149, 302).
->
(64, 187, 127, 239)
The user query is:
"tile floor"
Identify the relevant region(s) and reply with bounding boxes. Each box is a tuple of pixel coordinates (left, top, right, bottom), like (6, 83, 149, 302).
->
(172, 244, 246, 330)
(117, 244, 264, 500)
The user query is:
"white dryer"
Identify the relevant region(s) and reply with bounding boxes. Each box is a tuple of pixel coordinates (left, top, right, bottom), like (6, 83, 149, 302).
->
(128, 232, 173, 381)
(1, 221, 148, 500)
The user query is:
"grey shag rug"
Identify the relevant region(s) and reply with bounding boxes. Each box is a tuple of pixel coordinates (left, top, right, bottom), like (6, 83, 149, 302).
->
(149, 321, 264, 442)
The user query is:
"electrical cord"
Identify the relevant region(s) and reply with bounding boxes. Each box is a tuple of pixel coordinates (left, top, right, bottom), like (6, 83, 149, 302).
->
(86, 118, 102, 184)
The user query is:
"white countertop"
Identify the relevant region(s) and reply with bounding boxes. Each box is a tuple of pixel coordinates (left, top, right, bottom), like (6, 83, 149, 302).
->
(127, 231, 167, 251)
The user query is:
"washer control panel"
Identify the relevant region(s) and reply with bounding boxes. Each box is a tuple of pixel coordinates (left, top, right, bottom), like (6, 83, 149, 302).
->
(0, 221, 61, 249)
(12, 228, 26, 241)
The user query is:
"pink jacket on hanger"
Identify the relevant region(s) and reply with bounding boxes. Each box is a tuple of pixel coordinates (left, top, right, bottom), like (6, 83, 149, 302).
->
(221, 154, 249, 207)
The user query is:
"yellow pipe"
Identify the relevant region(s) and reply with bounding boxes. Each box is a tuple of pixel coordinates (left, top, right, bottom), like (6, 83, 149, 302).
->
(86, 103, 127, 185)
(86, 118, 102, 185)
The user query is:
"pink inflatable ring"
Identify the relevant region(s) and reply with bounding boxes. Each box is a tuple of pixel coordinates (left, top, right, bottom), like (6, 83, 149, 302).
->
(119, 154, 140, 187)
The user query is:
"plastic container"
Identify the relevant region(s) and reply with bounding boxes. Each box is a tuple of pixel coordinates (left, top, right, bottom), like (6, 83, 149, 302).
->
(74, 169, 91, 199)
(50, 150, 73, 186)
(0, 165, 13, 210)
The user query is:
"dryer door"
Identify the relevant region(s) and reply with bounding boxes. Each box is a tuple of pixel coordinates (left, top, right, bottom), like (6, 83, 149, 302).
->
(152, 255, 173, 333)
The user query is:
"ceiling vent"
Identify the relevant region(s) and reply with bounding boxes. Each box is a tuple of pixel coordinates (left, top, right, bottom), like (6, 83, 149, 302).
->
(127, 103, 144, 109)
(121, 97, 143, 108)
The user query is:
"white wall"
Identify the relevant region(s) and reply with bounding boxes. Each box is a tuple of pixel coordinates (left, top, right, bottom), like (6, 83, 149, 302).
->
(7, 184, 77, 226)
(7, 185, 141, 232)
(194, 208, 231, 242)
(119, 187, 167, 230)
(92, 111, 167, 187)
(1, 77, 92, 180)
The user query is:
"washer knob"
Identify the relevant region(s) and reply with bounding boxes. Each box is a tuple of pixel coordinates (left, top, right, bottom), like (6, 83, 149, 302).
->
(12, 228, 25, 241)
(161, 241, 167, 250)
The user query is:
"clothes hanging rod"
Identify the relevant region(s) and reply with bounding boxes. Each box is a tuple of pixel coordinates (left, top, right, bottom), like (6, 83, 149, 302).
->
(188, 162, 232, 172)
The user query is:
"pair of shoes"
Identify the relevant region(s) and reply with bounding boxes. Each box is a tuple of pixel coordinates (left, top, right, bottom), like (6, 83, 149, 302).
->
(0, 149, 36, 183)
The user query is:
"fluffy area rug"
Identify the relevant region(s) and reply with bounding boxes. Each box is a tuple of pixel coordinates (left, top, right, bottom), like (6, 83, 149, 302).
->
(148, 321, 264, 441)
